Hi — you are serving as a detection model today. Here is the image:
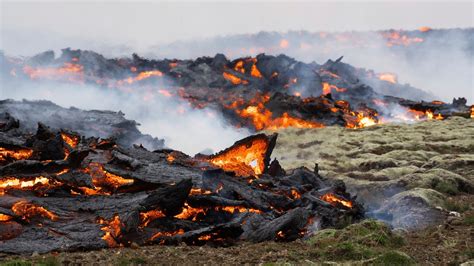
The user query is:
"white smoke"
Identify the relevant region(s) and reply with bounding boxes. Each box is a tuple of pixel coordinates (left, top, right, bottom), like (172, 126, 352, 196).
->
(1, 78, 249, 155)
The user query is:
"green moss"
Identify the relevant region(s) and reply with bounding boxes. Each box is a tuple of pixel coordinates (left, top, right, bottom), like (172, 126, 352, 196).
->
(430, 178, 459, 195)
(306, 219, 409, 263)
(0, 260, 32, 266)
(373, 251, 415, 265)
(464, 214, 474, 225)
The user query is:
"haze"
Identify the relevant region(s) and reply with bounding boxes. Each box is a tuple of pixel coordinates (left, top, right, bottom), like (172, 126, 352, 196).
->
(1, 1, 473, 55)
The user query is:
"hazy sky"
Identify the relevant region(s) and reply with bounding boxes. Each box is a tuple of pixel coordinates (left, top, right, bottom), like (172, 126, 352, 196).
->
(1, 1, 473, 51)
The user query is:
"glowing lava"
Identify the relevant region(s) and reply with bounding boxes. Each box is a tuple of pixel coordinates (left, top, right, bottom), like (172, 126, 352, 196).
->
(12, 201, 59, 221)
(320, 193, 353, 208)
(208, 136, 270, 177)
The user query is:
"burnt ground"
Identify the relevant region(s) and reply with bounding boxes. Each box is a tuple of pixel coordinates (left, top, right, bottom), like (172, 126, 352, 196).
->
(0, 198, 472, 265)
(1, 118, 473, 265)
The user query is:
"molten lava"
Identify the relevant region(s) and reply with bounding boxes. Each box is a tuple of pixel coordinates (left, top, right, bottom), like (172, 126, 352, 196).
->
(0, 147, 33, 162)
(234, 95, 324, 131)
(150, 229, 185, 241)
(12, 201, 59, 221)
(98, 215, 122, 247)
(0, 176, 51, 194)
(320, 193, 353, 208)
(322, 82, 347, 95)
(0, 214, 12, 222)
(83, 162, 134, 193)
(23, 63, 84, 82)
(140, 210, 166, 227)
(60, 132, 79, 148)
(223, 72, 247, 85)
(207, 137, 270, 177)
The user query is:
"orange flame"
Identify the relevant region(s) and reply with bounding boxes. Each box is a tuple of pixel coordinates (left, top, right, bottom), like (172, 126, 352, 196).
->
(320, 193, 353, 208)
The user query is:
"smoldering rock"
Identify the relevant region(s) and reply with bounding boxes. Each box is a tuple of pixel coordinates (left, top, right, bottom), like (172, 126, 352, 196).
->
(0, 99, 165, 150)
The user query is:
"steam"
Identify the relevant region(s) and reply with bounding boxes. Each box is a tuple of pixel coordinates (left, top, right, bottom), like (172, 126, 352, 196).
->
(1, 78, 249, 155)
(147, 29, 473, 103)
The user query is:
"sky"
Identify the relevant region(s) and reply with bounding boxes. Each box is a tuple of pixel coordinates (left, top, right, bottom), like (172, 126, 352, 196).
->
(1, 1, 473, 54)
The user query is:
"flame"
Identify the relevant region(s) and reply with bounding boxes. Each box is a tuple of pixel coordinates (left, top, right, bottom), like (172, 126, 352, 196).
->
(223, 72, 247, 85)
(140, 210, 166, 227)
(425, 111, 444, 120)
(470, 106, 474, 118)
(98, 215, 122, 247)
(345, 112, 379, 129)
(169, 62, 178, 68)
(12, 201, 59, 221)
(23, 63, 84, 82)
(60, 132, 79, 148)
(320, 193, 353, 208)
(322, 82, 347, 95)
(377, 73, 398, 84)
(0, 147, 33, 161)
